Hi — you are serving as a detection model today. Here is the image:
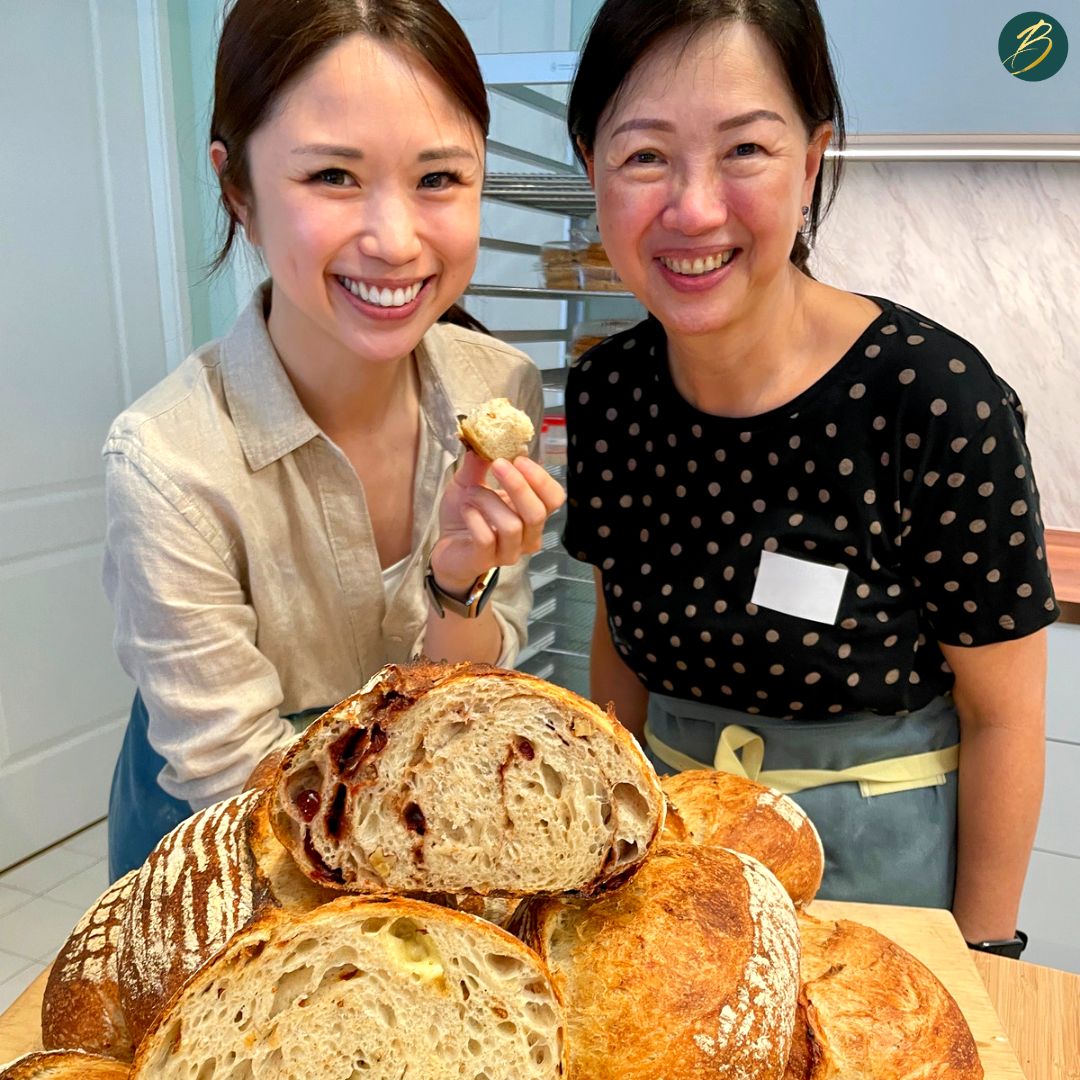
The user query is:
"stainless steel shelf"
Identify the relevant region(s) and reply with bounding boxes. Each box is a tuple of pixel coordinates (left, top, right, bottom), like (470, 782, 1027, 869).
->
(467, 283, 634, 300)
(482, 173, 593, 216)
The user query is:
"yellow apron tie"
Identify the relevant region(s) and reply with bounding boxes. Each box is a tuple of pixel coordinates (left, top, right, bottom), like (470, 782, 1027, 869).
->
(645, 718, 959, 798)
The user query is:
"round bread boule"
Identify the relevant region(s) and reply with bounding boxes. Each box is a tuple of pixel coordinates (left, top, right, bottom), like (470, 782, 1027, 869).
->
(516, 842, 800, 1079)
(661, 768, 824, 907)
(459, 397, 534, 461)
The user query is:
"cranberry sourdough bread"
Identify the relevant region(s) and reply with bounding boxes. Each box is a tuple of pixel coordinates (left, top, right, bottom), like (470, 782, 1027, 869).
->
(131, 896, 565, 1079)
(0, 1051, 129, 1079)
(661, 769, 824, 907)
(270, 661, 665, 896)
(784, 913, 983, 1079)
(515, 842, 801, 1079)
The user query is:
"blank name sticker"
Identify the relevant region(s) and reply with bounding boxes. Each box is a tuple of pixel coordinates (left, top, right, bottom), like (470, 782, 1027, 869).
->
(750, 550, 848, 625)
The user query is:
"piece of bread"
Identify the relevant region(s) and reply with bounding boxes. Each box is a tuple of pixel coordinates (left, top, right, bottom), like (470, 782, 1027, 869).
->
(270, 661, 665, 896)
(131, 896, 565, 1079)
(0, 1050, 129, 1078)
(783, 912, 983, 1079)
(516, 842, 800, 1079)
(661, 769, 824, 907)
(458, 396, 534, 461)
(40, 872, 138, 1061)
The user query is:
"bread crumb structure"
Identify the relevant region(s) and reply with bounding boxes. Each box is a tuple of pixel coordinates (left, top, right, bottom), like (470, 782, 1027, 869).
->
(131, 897, 564, 1080)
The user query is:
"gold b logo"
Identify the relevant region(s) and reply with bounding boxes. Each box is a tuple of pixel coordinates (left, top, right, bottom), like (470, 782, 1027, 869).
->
(999, 12, 1069, 80)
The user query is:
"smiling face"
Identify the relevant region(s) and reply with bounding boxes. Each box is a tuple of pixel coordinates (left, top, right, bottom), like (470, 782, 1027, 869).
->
(229, 33, 484, 366)
(587, 22, 829, 343)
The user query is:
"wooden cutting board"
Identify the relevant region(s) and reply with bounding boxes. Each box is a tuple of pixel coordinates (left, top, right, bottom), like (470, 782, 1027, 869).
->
(0, 902, 1025, 1075)
(808, 900, 1025, 1079)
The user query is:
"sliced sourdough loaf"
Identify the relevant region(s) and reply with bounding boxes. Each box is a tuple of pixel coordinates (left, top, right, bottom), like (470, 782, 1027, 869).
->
(661, 769, 824, 907)
(784, 913, 983, 1079)
(0, 1050, 129, 1078)
(40, 872, 137, 1061)
(516, 841, 800, 1079)
(131, 896, 565, 1080)
(270, 661, 665, 895)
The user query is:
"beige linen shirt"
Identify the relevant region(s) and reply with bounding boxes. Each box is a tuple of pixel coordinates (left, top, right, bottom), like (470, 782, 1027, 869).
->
(103, 285, 542, 808)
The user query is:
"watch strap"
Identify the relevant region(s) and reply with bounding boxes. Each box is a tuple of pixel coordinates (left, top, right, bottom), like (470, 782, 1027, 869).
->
(425, 564, 500, 619)
(965, 929, 1028, 959)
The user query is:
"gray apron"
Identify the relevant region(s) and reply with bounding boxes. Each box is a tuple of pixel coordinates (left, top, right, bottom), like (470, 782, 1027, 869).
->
(646, 693, 959, 909)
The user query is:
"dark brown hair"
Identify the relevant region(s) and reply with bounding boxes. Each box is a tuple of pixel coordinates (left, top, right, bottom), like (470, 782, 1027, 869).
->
(567, 0, 845, 273)
(210, 0, 490, 331)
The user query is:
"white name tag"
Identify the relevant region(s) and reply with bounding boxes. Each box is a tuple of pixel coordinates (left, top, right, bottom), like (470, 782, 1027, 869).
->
(750, 550, 848, 625)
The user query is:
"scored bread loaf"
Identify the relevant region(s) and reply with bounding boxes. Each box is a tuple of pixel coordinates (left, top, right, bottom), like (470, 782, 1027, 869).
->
(0, 1050, 129, 1078)
(40, 872, 137, 1061)
(515, 842, 800, 1079)
(115, 787, 337, 1047)
(458, 396, 534, 461)
(131, 896, 565, 1079)
(784, 912, 983, 1079)
(271, 661, 665, 896)
(661, 769, 824, 907)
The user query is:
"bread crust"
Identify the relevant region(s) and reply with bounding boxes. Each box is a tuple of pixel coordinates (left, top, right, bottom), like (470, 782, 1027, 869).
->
(271, 660, 665, 896)
(0, 1050, 129, 1078)
(790, 912, 984, 1079)
(131, 895, 565, 1079)
(40, 872, 137, 1061)
(458, 396, 534, 461)
(518, 841, 800, 1079)
(661, 769, 824, 907)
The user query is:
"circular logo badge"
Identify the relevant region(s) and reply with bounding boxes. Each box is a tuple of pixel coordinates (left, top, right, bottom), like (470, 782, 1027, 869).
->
(999, 12, 1069, 80)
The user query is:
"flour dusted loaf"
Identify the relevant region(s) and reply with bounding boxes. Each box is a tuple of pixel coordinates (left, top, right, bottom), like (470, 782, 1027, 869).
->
(458, 396, 534, 461)
(661, 769, 824, 907)
(40, 872, 137, 1061)
(0, 1050, 129, 1078)
(131, 895, 564, 1079)
(115, 787, 336, 1048)
(516, 841, 800, 1079)
(784, 912, 983, 1079)
(271, 661, 665, 895)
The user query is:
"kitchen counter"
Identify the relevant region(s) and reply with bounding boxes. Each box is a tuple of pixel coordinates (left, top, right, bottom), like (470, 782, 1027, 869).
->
(1047, 527, 1080, 622)
(1, 901, 1077, 1077)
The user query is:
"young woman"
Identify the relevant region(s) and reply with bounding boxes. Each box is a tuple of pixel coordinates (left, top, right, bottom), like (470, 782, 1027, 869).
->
(563, 0, 1054, 954)
(105, 0, 564, 880)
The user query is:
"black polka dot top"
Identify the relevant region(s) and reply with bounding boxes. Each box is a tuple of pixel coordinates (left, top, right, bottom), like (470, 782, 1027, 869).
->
(562, 298, 1059, 720)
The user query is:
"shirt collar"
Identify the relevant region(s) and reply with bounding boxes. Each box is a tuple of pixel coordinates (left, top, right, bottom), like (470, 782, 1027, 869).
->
(222, 281, 468, 470)
(222, 283, 322, 472)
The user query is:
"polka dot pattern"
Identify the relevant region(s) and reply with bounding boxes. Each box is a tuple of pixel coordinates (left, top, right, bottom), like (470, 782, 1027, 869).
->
(563, 299, 1058, 720)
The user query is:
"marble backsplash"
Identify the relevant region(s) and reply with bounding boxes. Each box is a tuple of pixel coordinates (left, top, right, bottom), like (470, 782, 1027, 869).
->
(811, 160, 1079, 530)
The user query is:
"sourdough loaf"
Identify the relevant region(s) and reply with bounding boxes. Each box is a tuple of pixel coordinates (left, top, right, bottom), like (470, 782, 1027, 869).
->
(516, 841, 800, 1079)
(784, 912, 983, 1079)
(131, 896, 565, 1079)
(271, 661, 665, 896)
(115, 787, 337, 1046)
(661, 769, 824, 906)
(40, 871, 137, 1060)
(0, 1050, 129, 1078)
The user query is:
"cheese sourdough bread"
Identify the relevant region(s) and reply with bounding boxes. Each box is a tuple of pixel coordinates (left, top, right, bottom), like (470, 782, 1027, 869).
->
(0, 1050, 129, 1078)
(271, 661, 665, 896)
(661, 769, 824, 907)
(516, 842, 800, 1079)
(40, 872, 137, 1060)
(131, 896, 565, 1079)
(784, 913, 983, 1079)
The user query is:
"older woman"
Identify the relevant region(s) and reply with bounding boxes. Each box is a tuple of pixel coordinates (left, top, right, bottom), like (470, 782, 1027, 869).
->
(563, 0, 1054, 957)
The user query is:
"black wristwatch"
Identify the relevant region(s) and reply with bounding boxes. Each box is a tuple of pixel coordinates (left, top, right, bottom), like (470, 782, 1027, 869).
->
(965, 930, 1028, 959)
(425, 564, 500, 619)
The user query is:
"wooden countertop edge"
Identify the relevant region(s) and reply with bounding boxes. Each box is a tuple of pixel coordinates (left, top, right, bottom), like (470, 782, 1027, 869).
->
(1046, 526, 1080, 612)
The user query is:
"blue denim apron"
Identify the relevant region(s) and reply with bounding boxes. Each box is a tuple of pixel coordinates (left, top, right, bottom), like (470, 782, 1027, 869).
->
(645, 693, 960, 909)
(107, 692, 326, 882)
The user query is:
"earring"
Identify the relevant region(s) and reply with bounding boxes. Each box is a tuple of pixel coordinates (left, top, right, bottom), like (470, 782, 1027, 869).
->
(800, 205, 811, 236)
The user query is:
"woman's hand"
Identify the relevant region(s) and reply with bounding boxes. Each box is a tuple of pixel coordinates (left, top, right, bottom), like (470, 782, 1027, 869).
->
(429, 452, 565, 596)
